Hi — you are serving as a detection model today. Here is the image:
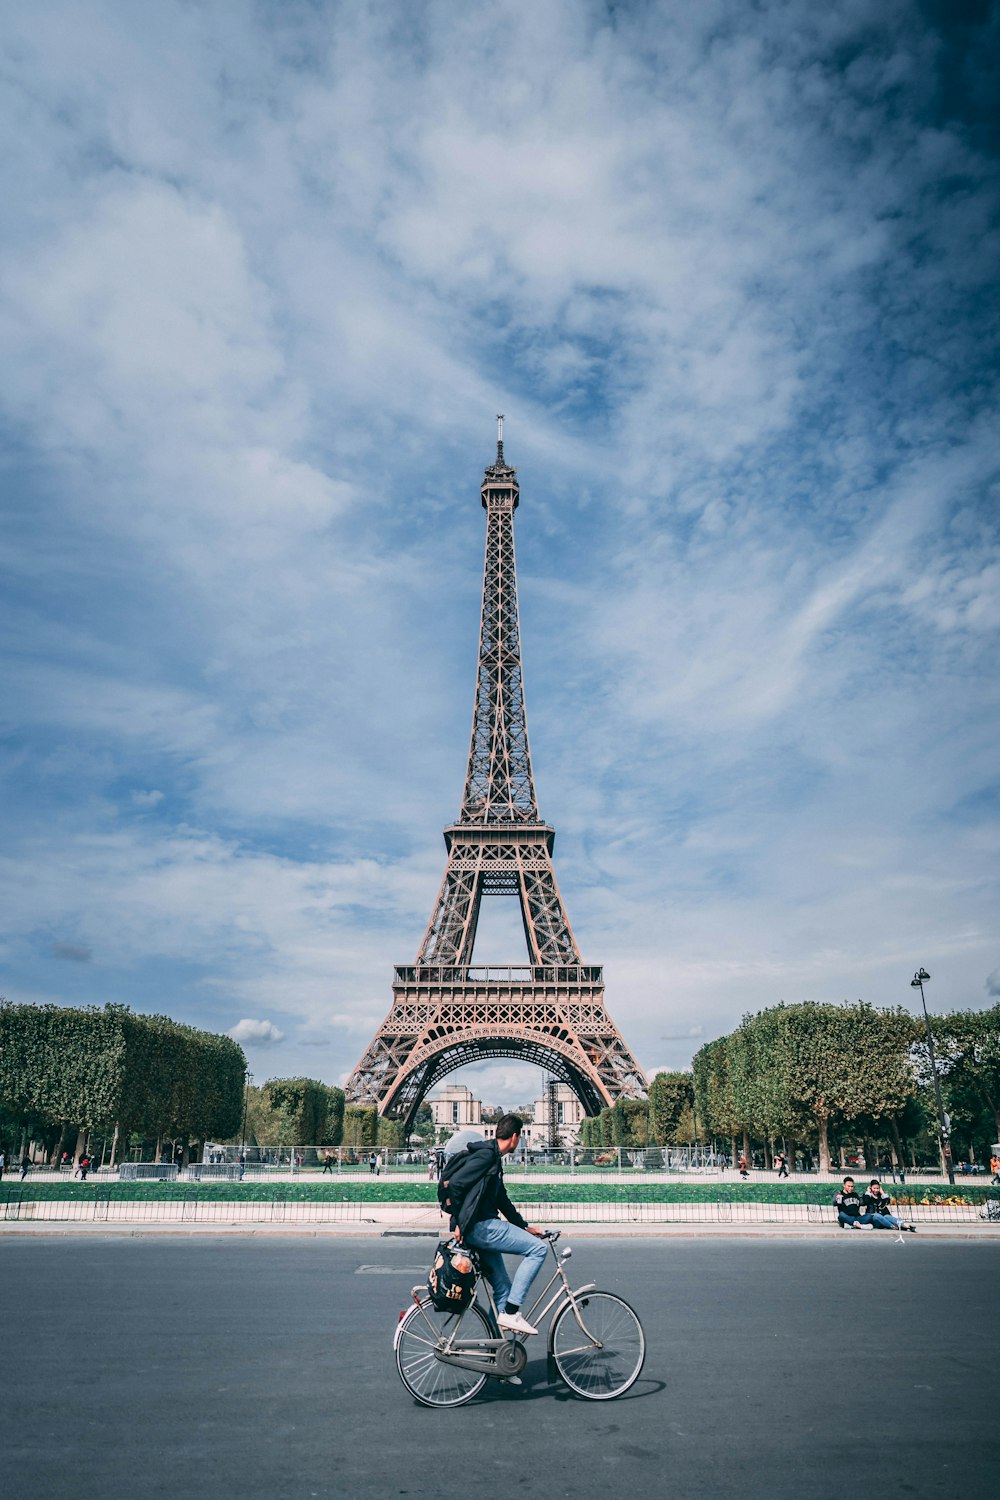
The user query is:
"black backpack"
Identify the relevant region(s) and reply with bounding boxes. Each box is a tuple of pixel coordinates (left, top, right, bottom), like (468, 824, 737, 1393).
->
(436, 1147, 472, 1217)
(427, 1239, 477, 1311)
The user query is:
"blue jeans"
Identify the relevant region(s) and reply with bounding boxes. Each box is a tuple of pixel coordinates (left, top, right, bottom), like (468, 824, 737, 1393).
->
(839, 1212, 875, 1227)
(870, 1212, 902, 1230)
(465, 1218, 548, 1311)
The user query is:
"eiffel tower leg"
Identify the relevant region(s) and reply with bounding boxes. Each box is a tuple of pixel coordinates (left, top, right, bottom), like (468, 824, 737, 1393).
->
(416, 847, 483, 966)
(516, 848, 581, 967)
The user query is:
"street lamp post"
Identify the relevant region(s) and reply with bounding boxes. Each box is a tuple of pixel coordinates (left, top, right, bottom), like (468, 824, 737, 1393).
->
(910, 968, 955, 1187)
(240, 1070, 253, 1155)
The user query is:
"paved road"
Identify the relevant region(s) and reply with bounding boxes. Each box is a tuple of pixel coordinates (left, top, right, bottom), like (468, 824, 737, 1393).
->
(2, 1236, 997, 1500)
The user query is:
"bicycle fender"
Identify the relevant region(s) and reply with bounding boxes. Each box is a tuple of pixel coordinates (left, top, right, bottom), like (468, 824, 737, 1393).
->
(545, 1284, 598, 1360)
(394, 1304, 418, 1351)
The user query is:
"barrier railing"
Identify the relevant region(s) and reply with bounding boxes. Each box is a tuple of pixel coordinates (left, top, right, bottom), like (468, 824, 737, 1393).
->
(2, 1192, 363, 1224)
(3, 1188, 995, 1227)
(526, 1198, 996, 1225)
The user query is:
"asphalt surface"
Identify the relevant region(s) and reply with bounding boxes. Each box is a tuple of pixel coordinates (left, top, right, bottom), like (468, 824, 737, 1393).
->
(2, 1236, 997, 1500)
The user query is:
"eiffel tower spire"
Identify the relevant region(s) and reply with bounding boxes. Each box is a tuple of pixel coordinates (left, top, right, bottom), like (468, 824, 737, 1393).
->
(459, 421, 535, 824)
(345, 429, 646, 1129)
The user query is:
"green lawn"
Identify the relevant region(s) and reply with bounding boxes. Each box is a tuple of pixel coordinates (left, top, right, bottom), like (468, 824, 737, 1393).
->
(4, 1180, 996, 1206)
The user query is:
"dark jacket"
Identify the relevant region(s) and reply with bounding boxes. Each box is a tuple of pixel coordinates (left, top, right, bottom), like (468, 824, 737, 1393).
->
(862, 1191, 893, 1217)
(440, 1139, 527, 1237)
(833, 1189, 864, 1218)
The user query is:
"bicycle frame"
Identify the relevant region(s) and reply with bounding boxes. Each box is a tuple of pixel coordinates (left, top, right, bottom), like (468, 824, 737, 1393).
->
(397, 1235, 600, 1379)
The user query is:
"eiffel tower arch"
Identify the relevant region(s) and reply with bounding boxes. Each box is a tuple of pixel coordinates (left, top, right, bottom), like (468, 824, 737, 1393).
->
(345, 422, 647, 1133)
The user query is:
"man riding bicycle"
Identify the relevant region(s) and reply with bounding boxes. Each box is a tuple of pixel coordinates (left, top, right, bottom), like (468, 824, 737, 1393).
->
(441, 1113, 547, 1335)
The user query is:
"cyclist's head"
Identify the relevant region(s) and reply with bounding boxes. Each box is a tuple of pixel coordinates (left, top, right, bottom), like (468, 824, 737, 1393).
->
(495, 1114, 524, 1153)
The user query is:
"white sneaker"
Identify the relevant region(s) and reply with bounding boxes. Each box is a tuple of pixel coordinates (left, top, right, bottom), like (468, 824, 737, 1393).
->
(498, 1311, 538, 1336)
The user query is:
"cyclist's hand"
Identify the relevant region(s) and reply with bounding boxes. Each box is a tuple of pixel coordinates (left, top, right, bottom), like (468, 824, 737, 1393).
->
(527, 1225, 545, 1236)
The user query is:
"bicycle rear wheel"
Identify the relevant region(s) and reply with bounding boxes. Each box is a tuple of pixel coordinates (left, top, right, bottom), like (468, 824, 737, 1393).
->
(551, 1291, 645, 1400)
(395, 1297, 492, 1408)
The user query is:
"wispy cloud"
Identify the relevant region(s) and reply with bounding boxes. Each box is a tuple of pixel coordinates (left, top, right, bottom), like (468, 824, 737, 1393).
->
(0, 1, 997, 1091)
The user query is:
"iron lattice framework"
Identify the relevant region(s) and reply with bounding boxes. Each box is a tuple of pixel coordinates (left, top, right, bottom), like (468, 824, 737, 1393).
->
(345, 425, 646, 1131)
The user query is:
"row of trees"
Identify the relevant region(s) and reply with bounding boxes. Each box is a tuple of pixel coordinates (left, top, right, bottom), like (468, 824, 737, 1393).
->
(0, 1001, 246, 1165)
(693, 1001, 1000, 1171)
(578, 1002, 1000, 1172)
(241, 1078, 345, 1149)
(691, 1002, 917, 1171)
(578, 1072, 694, 1149)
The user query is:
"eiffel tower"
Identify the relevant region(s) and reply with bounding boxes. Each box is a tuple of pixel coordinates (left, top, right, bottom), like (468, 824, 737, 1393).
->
(345, 421, 647, 1131)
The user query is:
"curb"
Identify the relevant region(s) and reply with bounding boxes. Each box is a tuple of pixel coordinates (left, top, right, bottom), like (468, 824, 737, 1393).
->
(1, 1223, 997, 1241)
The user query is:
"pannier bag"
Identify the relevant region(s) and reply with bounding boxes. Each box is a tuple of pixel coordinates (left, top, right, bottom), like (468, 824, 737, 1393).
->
(427, 1239, 477, 1311)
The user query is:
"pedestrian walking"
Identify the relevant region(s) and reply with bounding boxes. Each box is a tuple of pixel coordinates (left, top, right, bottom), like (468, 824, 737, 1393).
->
(738, 1152, 749, 1180)
(76, 1152, 91, 1181)
(990, 1154, 1000, 1186)
(775, 1151, 789, 1178)
(19, 1153, 31, 1180)
(368, 1151, 377, 1175)
(322, 1152, 334, 1174)
(375, 1152, 383, 1177)
(0, 1150, 5, 1180)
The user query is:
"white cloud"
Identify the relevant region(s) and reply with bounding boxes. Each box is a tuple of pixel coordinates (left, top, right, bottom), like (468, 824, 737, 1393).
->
(0, 1, 997, 1097)
(229, 1019, 285, 1045)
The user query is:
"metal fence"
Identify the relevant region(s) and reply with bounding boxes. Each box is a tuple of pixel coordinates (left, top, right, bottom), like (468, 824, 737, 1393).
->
(2, 1193, 363, 1224)
(4, 1189, 995, 1227)
(526, 1198, 998, 1225)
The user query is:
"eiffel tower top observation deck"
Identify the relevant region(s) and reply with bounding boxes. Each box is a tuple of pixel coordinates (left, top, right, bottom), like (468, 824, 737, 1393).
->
(344, 422, 646, 1128)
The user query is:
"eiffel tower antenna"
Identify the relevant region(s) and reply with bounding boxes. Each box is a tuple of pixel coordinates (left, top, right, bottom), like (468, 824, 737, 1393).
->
(345, 426, 646, 1130)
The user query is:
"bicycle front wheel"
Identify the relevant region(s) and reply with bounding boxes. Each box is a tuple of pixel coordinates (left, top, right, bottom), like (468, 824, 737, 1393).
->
(395, 1297, 492, 1408)
(551, 1291, 645, 1400)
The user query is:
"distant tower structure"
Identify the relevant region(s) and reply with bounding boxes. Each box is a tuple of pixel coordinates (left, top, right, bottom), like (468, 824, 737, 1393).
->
(345, 424, 646, 1131)
(545, 1077, 560, 1149)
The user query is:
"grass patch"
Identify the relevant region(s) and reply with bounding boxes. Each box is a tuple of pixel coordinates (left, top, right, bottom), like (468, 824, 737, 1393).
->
(4, 1181, 997, 1206)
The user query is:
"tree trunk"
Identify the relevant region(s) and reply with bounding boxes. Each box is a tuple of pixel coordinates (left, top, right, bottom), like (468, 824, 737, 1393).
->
(74, 1128, 87, 1166)
(109, 1122, 121, 1169)
(154, 1134, 162, 1165)
(53, 1123, 70, 1173)
(763, 1139, 772, 1170)
(817, 1116, 831, 1174)
(742, 1130, 750, 1162)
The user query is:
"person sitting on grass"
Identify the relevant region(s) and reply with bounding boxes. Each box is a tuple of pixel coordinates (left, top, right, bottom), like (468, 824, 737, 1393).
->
(862, 1179, 916, 1233)
(833, 1176, 875, 1228)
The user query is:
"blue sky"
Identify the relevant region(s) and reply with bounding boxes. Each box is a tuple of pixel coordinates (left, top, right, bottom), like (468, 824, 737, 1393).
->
(1, 1, 998, 1108)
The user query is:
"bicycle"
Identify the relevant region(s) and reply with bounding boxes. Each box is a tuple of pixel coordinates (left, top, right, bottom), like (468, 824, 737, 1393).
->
(394, 1230, 645, 1407)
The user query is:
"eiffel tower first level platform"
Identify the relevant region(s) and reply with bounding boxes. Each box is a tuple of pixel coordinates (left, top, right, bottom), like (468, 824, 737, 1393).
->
(345, 422, 646, 1132)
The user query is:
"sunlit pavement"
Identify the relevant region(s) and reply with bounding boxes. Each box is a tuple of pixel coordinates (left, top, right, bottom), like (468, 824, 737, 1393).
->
(1, 1237, 997, 1500)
